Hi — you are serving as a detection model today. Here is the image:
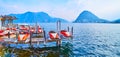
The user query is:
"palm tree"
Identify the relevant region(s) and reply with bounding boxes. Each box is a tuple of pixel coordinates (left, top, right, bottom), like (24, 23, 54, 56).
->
(0, 15, 6, 26)
(0, 15, 17, 26)
(7, 16, 17, 25)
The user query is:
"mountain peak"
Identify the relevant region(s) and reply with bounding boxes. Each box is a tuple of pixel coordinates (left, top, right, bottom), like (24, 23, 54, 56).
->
(25, 11, 34, 14)
(77, 10, 99, 20)
(113, 19, 120, 23)
(80, 10, 95, 16)
(74, 10, 109, 23)
(81, 10, 92, 14)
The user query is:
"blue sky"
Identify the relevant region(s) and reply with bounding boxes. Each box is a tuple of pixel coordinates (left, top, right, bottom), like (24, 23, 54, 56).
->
(0, 0, 120, 21)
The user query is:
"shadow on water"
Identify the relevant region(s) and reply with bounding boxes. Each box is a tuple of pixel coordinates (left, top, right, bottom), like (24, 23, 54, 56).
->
(0, 42, 73, 57)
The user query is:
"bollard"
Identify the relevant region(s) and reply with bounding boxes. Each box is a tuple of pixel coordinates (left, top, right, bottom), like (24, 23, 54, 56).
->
(56, 39, 61, 46)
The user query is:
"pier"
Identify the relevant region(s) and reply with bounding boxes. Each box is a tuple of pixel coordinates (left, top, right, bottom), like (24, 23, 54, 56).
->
(0, 17, 74, 48)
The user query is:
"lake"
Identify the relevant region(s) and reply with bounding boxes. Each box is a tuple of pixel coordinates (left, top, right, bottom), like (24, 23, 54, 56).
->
(0, 23, 120, 57)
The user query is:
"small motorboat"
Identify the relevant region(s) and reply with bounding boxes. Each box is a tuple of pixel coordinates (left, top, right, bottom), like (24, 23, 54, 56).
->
(49, 31, 59, 40)
(60, 30, 72, 38)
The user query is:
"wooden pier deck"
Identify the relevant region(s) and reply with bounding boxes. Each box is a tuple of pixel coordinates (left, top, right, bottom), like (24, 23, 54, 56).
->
(0, 21, 73, 48)
(1, 37, 62, 47)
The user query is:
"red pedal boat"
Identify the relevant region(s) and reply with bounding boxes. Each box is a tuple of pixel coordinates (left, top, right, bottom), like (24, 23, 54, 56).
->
(49, 31, 59, 39)
(60, 30, 72, 37)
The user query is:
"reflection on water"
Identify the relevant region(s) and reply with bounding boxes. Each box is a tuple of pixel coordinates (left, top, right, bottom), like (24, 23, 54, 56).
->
(1, 23, 120, 57)
(0, 42, 73, 57)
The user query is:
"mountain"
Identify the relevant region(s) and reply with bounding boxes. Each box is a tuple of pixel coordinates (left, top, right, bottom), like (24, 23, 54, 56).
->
(9, 12, 68, 23)
(112, 19, 120, 23)
(73, 11, 109, 23)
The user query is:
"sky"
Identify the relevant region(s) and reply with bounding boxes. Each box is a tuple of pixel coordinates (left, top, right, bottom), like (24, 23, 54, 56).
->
(0, 0, 120, 21)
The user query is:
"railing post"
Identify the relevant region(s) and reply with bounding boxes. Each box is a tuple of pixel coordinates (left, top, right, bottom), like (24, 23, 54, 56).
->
(57, 20, 61, 33)
(56, 39, 61, 46)
(30, 32, 32, 47)
(67, 26, 69, 32)
(43, 29, 46, 46)
(16, 32, 18, 39)
(71, 26, 73, 37)
(8, 32, 10, 38)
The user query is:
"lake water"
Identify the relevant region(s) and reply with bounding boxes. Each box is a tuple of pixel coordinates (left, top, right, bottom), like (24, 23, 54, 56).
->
(1, 23, 120, 57)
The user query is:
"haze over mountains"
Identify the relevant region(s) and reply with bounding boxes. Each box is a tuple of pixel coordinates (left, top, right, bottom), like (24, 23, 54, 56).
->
(9, 11, 120, 23)
(10, 12, 68, 23)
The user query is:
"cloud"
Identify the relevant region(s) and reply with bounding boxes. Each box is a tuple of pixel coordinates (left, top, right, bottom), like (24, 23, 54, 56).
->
(78, 0, 120, 20)
(0, 0, 120, 21)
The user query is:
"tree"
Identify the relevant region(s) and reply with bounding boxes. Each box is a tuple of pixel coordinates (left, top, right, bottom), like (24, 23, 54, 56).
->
(0, 15, 6, 26)
(0, 15, 17, 26)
